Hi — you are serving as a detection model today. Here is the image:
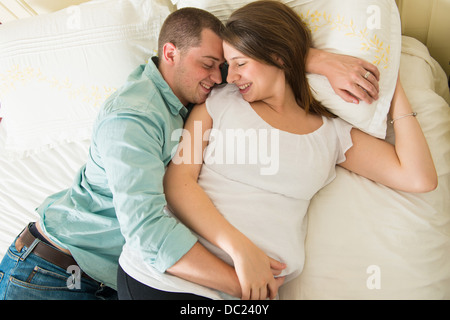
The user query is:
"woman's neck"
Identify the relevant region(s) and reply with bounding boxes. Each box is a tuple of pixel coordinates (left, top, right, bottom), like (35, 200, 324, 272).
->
(261, 82, 299, 114)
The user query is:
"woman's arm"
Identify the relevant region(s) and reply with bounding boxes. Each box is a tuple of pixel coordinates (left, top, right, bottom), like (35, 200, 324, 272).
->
(164, 103, 285, 300)
(339, 77, 438, 193)
(306, 48, 380, 104)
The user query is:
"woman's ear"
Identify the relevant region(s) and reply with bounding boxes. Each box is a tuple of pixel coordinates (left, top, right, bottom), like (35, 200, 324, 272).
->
(162, 42, 178, 65)
(269, 53, 285, 68)
(274, 54, 285, 67)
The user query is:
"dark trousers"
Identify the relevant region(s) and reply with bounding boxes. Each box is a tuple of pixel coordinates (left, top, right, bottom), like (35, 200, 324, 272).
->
(117, 264, 210, 300)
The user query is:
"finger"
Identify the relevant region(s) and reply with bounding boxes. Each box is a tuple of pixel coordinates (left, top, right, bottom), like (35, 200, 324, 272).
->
(271, 268, 283, 276)
(269, 258, 287, 271)
(276, 276, 286, 287)
(336, 89, 360, 104)
(267, 280, 277, 300)
(361, 72, 379, 97)
(359, 79, 379, 101)
(275, 276, 286, 298)
(350, 83, 375, 104)
(363, 71, 379, 93)
(268, 276, 286, 300)
(250, 287, 260, 300)
(361, 61, 380, 81)
(260, 285, 268, 300)
(241, 286, 250, 300)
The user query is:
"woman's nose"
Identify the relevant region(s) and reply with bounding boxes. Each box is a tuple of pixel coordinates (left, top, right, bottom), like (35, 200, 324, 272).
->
(226, 66, 239, 84)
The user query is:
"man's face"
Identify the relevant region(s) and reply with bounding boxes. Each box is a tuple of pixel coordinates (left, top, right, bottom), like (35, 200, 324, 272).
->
(172, 29, 225, 105)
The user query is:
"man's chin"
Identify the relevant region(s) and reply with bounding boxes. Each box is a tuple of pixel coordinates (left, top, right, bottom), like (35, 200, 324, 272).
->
(192, 94, 209, 105)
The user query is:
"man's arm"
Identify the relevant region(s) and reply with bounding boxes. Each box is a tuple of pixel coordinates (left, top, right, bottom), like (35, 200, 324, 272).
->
(306, 48, 380, 104)
(167, 242, 242, 298)
(95, 114, 242, 298)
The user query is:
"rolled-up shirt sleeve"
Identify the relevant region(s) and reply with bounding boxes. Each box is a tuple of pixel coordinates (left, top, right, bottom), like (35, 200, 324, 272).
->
(94, 111, 197, 273)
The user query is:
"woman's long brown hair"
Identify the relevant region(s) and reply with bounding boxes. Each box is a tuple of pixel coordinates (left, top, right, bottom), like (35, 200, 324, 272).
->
(223, 0, 335, 118)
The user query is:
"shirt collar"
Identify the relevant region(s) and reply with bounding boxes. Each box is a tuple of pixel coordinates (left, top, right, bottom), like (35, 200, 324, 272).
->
(144, 57, 188, 119)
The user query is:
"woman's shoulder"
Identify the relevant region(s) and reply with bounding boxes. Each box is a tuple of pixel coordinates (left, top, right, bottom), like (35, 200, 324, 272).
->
(323, 116, 354, 163)
(209, 83, 240, 99)
(206, 83, 243, 119)
(326, 116, 353, 134)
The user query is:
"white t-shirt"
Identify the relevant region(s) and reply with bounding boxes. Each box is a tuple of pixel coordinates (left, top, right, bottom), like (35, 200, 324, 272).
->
(119, 84, 353, 299)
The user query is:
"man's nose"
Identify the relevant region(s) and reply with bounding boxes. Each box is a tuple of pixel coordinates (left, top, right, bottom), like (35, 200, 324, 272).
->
(210, 67, 223, 85)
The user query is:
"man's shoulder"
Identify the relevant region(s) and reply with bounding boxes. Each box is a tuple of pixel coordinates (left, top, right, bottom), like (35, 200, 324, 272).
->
(99, 82, 166, 118)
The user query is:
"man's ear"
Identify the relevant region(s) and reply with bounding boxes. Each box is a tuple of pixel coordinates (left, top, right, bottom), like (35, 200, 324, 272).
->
(162, 42, 178, 65)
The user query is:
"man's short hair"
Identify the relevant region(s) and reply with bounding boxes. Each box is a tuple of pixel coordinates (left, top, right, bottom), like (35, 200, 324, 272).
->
(158, 7, 224, 56)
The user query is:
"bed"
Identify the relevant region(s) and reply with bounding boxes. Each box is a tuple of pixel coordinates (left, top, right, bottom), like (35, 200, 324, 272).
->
(0, 0, 449, 300)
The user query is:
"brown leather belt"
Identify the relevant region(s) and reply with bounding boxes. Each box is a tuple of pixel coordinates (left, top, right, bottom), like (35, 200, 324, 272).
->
(15, 225, 95, 282)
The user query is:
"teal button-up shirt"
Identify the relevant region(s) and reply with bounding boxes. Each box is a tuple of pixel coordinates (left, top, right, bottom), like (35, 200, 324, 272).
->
(37, 58, 198, 289)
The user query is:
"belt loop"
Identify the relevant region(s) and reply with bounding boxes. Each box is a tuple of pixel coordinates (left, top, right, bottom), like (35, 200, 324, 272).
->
(20, 238, 40, 261)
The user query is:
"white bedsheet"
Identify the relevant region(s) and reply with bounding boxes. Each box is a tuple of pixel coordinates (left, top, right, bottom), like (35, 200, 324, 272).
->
(0, 130, 90, 256)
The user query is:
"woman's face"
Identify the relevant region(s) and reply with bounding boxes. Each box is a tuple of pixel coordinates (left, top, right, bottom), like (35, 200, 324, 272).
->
(223, 41, 285, 104)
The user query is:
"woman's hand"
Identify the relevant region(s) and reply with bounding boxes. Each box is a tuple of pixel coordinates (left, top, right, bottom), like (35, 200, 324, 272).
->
(230, 236, 286, 300)
(306, 48, 380, 104)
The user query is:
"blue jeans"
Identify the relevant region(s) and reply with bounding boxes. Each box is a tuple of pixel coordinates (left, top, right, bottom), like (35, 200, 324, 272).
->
(0, 236, 117, 300)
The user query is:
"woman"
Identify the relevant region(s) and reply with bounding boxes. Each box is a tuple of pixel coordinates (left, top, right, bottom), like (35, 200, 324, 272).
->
(138, 1, 437, 300)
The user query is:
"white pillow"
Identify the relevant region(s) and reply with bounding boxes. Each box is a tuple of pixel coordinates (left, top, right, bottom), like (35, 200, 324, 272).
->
(0, 0, 173, 158)
(173, 0, 313, 22)
(299, 0, 401, 138)
(174, 0, 402, 138)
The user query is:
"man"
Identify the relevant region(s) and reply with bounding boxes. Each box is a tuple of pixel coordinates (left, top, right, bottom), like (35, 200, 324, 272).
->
(0, 7, 379, 300)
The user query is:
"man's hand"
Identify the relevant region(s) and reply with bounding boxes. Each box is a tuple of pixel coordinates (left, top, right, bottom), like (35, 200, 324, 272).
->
(307, 48, 380, 104)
